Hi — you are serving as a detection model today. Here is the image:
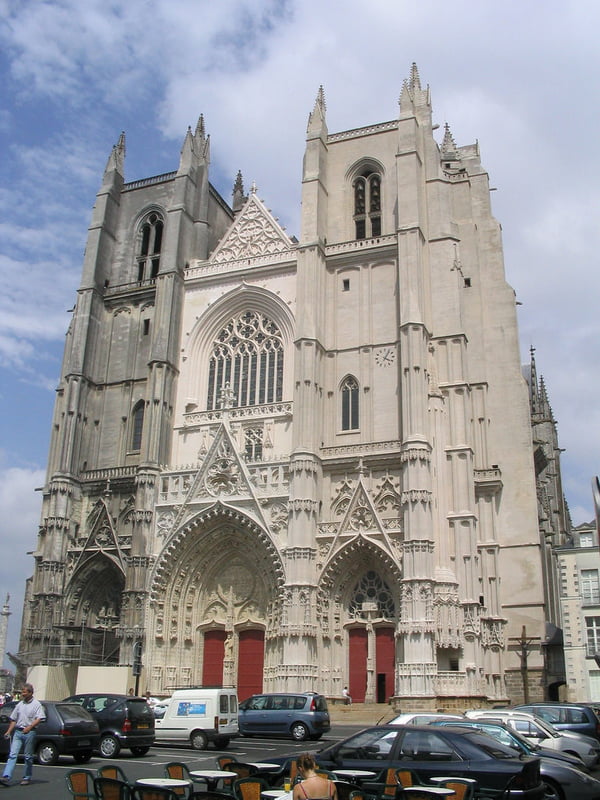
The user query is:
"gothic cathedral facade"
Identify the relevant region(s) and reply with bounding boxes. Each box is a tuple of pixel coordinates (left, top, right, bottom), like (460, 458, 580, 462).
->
(20, 66, 560, 705)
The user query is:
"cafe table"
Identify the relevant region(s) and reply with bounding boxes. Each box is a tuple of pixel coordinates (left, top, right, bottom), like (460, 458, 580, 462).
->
(248, 763, 282, 771)
(189, 768, 238, 790)
(261, 791, 291, 800)
(398, 788, 454, 797)
(136, 777, 191, 790)
(332, 769, 376, 783)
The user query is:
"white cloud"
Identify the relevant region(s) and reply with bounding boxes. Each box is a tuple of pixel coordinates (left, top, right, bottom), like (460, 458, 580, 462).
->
(0, 464, 44, 668)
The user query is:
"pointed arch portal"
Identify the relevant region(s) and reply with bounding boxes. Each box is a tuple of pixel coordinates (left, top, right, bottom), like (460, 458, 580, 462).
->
(149, 504, 283, 693)
(320, 538, 400, 703)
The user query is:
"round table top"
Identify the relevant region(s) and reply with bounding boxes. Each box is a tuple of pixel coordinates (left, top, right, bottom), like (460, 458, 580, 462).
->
(190, 769, 238, 778)
(249, 763, 282, 770)
(429, 776, 478, 784)
(333, 769, 376, 778)
(136, 778, 191, 788)
(261, 791, 290, 799)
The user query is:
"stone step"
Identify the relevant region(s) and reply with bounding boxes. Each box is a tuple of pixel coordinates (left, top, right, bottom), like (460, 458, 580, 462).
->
(328, 703, 393, 725)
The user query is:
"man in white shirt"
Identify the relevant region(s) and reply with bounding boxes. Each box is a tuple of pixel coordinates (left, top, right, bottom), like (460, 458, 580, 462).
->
(2, 684, 45, 786)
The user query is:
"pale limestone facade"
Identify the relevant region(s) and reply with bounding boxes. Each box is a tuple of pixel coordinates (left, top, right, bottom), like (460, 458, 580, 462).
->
(20, 66, 561, 706)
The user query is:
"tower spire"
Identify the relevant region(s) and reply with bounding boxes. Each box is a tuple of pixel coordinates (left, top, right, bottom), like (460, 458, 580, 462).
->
(103, 131, 126, 179)
(232, 170, 247, 214)
(307, 85, 327, 135)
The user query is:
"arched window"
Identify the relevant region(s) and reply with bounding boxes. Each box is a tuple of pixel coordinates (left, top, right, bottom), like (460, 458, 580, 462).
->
(206, 311, 284, 411)
(131, 401, 145, 451)
(136, 212, 164, 281)
(349, 570, 395, 619)
(341, 375, 359, 431)
(353, 171, 381, 240)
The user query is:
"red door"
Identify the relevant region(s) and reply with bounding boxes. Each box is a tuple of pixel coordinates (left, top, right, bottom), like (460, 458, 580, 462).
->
(237, 629, 264, 701)
(376, 627, 395, 703)
(203, 629, 225, 685)
(349, 628, 368, 702)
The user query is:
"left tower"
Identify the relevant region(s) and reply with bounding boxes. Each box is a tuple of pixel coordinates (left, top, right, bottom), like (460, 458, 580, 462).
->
(20, 121, 233, 668)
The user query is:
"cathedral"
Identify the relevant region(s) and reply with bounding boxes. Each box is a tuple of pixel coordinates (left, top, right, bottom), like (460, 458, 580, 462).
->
(19, 65, 567, 706)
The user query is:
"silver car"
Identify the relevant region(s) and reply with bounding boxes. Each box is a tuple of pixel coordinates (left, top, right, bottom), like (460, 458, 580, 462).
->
(465, 709, 600, 768)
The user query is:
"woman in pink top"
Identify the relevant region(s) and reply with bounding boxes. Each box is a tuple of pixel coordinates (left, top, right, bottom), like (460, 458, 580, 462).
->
(292, 754, 338, 800)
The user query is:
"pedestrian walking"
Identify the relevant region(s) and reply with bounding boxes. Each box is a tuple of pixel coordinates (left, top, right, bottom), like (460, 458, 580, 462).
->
(1, 683, 45, 786)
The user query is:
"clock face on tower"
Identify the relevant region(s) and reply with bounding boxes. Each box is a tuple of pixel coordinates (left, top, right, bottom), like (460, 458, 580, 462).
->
(375, 347, 395, 367)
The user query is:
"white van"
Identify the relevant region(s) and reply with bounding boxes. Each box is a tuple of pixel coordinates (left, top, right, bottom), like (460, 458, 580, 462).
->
(154, 687, 239, 749)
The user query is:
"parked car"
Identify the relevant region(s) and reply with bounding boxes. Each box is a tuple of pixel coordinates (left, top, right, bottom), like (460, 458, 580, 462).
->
(465, 709, 600, 768)
(63, 692, 155, 757)
(388, 712, 466, 725)
(154, 687, 238, 749)
(310, 724, 544, 798)
(238, 692, 330, 741)
(514, 702, 600, 743)
(431, 719, 600, 800)
(0, 701, 100, 765)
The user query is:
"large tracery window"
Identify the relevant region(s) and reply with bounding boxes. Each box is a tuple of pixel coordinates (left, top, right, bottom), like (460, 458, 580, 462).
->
(353, 170, 381, 240)
(136, 212, 164, 281)
(207, 311, 284, 410)
(349, 570, 396, 619)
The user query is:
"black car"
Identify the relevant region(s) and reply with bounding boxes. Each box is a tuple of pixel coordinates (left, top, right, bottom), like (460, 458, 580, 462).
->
(311, 724, 544, 799)
(0, 701, 100, 765)
(62, 693, 155, 757)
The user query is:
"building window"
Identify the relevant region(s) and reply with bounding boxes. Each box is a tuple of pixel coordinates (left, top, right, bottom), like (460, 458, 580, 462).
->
(341, 375, 359, 431)
(349, 570, 395, 619)
(244, 427, 263, 461)
(586, 616, 600, 656)
(580, 532, 594, 547)
(353, 170, 381, 240)
(131, 401, 145, 451)
(207, 311, 284, 411)
(582, 569, 600, 605)
(136, 212, 163, 281)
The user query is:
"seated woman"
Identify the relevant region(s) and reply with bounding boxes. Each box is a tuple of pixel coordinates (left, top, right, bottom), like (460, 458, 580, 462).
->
(293, 754, 338, 800)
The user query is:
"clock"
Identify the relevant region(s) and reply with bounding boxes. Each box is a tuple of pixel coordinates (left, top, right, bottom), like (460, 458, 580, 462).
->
(375, 347, 395, 367)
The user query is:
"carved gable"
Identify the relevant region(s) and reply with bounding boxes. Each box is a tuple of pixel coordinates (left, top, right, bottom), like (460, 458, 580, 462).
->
(210, 191, 294, 264)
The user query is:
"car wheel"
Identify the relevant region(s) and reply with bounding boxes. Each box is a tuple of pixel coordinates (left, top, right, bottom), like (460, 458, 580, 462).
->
(36, 741, 59, 766)
(130, 746, 150, 756)
(214, 737, 230, 749)
(73, 751, 93, 763)
(190, 730, 208, 750)
(290, 722, 309, 741)
(99, 734, 121, 758)
(542, 779, 564, 800)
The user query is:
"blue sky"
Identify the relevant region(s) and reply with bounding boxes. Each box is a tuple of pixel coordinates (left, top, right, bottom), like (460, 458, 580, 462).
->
(1, 0, 599, 668)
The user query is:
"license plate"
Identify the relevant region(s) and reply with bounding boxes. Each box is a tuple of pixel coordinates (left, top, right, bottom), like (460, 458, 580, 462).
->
(137, 723, 149, 728)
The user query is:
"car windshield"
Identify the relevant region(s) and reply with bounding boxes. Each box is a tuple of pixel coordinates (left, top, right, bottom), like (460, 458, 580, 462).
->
(56, 703, 95, 723)
(460, 731, 524, 760)
(337, 727, 400, 758)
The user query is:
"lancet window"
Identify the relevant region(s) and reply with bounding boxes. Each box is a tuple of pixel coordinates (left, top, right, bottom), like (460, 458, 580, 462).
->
(131, 400, 145, 451)
(341, 375, 359, 431)
(353, 170, 381, 239)
(349, 570, 395, 619)
(136, 211, 164, 281)
(207, 311, 284, 411)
